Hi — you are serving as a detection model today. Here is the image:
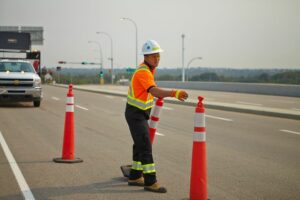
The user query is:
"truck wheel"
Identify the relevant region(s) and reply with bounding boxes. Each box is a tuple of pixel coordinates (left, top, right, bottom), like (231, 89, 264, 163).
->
(33, 101, 41, 107)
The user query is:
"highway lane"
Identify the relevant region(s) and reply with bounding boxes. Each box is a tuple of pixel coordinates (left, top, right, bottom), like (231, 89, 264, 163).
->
(0, 85, 299, 200)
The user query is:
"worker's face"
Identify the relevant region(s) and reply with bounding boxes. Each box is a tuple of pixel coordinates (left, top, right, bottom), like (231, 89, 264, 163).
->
(144, 53, 160, 68)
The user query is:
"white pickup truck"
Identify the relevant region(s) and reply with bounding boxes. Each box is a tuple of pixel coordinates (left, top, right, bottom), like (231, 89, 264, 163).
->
(0, 59, 42, 107)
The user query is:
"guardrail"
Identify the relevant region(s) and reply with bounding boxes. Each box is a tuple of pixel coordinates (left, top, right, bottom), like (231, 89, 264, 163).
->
(156, 81, 300, 97)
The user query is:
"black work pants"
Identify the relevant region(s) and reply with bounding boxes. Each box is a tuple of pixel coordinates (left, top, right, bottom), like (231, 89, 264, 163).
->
(125, 105, 156, 186)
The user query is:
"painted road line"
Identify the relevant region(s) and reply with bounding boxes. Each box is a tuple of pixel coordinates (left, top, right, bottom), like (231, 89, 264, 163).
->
(162, 106, 174, 110)
(280, 129, 300, 135)
(75, 105, 89, 111)
(51, 97, 60, 101)
(205, 114, 233, 122)
(122, 98, 127, 102)
(105, 95, 114, 99)
(204, 98, 215, 101)
(236, 101, 262, 106)
(270, 99, 295, 104)
(291, 108, 300, 111)
(156, 132, 165, 136)
(0, 131, 35, 200)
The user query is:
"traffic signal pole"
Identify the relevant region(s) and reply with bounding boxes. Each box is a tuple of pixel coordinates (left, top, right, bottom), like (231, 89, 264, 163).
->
(58, 61, 104, 85)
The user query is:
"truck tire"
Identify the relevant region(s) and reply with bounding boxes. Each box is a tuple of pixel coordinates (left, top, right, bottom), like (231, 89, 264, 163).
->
(33, 101, 41, 107)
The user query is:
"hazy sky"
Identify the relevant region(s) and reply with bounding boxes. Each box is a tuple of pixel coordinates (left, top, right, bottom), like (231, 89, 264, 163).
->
(1, 0, 299, 69)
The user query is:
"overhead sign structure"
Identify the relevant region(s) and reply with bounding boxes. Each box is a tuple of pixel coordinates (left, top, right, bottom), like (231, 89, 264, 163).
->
(0, 26, 44, 45)
(0, 32, 31, 51)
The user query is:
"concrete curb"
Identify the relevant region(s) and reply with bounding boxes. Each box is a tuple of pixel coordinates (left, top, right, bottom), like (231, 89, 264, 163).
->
(52, 84, 300, 120)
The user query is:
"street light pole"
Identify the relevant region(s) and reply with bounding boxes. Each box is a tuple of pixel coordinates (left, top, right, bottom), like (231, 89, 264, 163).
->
(186, 57, 202, 81)
(181, 34, 185, 82)
(120, 17, 138, 67)
(88, 40, 103, 84)
(96, 32, 114, 84)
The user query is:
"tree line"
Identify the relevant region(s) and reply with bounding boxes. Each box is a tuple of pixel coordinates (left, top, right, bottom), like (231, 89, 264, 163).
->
(156, 71, 300, 84)
(47, 71, 299, 85)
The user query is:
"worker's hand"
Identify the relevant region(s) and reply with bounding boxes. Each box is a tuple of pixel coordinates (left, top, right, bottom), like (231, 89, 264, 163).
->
(171, 90, 188, 101)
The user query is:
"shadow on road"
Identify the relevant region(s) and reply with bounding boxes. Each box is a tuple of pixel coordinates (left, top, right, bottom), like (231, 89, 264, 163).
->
(0, 177, 147, 200)
(0, 102, 33, 108)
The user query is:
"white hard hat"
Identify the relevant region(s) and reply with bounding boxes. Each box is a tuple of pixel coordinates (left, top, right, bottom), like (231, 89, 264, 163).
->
(142, 40, 163, 55)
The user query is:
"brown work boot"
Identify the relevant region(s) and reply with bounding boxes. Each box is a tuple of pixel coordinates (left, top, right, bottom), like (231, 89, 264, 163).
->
(128, 177, 144, 186)
(144, 182, 167, 193)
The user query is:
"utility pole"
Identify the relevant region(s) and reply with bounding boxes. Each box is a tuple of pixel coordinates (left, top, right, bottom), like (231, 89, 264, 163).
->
(181, 34, 185, 82)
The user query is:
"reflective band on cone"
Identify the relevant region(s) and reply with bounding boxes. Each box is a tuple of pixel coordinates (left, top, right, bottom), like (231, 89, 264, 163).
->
(66, 104, 74, 112)
(148, 98, 164, 144)
(66, 96, 74, 105)
(53, 84, 83, 163)
(190, 96, 207, 200)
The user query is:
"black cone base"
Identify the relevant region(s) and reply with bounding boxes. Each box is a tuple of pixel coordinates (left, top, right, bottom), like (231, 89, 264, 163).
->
(53, 157, 83, 163)
(120, 165, 132, 177)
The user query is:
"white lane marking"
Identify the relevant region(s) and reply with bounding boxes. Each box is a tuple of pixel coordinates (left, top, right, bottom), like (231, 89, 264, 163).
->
(122, 98, 127, 102)
(105, 95, 114, 99)
(270, 100, 294, 104)
(75, 105, 89, 111)
(205, 114, 233, 122)
(291, 108, 300, 111)
(51, 97, 60, 101)
(0, 131, 35, 200)
(156, 132, 165, 136)
(204, 98, 215, 101)
(280, 129, 300, 135)
(162, 106, 174, 110)
(236, 101, 262, 106)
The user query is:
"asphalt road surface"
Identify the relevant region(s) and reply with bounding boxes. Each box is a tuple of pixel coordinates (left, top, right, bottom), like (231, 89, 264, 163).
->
(0, 85, 299, 200)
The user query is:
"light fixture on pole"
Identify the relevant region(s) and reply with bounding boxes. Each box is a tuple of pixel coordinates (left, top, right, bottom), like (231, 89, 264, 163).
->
(186, 57, 202, 81)
(120, 17, 138, 67)
(88, 40, 103, 84)
(96, 32, 114, 84)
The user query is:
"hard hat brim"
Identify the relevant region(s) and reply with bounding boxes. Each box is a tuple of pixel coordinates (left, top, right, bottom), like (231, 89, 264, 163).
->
(142, 49, 164, 55)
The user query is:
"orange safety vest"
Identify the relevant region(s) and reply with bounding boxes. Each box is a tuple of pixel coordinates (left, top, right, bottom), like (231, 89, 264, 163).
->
(127, 64, 156, 110)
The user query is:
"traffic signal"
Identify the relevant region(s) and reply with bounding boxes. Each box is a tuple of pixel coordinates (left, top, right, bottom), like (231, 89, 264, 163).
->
(99, 71, 103, 78)
(126, 68, 135, 73)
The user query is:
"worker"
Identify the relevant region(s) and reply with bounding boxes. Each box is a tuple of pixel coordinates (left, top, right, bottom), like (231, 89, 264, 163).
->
(125, 40, 188, 193)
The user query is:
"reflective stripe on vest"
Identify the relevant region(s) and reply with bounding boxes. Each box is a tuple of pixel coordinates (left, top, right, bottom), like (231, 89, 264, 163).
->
(127, 65, 154, 110)
(131, 161, 143, 171)
(142, 163, 156, 174)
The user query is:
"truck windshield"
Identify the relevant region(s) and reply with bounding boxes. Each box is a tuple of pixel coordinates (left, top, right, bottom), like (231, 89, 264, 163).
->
(0, 62, 35, 73)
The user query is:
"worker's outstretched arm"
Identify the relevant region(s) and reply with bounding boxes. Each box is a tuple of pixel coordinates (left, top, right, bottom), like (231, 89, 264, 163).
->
(149, 87, 188, 101)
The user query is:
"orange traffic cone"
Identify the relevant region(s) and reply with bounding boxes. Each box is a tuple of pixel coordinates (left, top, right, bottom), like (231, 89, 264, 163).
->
(190, 96, 207, 200)
(148, 98, 164, 144)
(53, 84, 83, 163)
